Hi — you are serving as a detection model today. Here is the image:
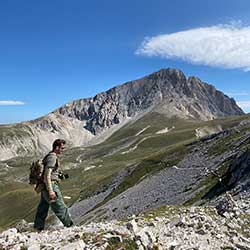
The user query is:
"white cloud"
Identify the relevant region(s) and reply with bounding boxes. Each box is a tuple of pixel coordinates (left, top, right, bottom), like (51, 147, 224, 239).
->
(0, 101, 25, 106)
(136, 23, 250, 71)
(237, 101, 250, 109)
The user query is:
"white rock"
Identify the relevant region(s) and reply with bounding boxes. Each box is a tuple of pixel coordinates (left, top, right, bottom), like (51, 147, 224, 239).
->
(103, 233, 123, 243)
(136, 240, 142, 246)
(223, 212, 231, 219)
(136, 231, 149, 247)
(27, 243, 40, 250)
(155, 217, 164, 222)
(169, 240, 180, 249)
(138, 245, 144, 250)
(127, 219, 139, 233)
(60, 239, 86, 250)
(2, 228, 18, 238)
(136, 227, 156, 248)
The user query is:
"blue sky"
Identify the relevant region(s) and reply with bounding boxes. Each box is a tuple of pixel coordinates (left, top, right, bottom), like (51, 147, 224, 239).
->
(1, 0, 250, 124)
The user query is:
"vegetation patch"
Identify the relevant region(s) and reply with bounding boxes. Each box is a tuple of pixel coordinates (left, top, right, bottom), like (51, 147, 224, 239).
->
(106, 238, 137, 250)
(184, 159, 233, 206)
(140, 204, 182, 220)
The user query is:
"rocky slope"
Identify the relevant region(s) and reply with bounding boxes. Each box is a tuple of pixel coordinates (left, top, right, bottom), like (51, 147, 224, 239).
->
(0, 68, 244, 161)
(67, 116, 250, 225)
(1, 198, 249, 250)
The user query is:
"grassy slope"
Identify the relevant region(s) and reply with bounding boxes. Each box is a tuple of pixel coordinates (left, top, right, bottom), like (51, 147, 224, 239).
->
(0, 112, 249, 230)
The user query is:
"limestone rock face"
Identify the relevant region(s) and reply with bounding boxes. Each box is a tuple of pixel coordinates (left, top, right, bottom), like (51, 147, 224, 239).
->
(55, 68, 243, 135)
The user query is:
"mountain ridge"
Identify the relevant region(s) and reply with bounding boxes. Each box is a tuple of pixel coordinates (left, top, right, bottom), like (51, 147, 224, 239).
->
(0, 68, 244, 161)
(54, 68, 243, 134)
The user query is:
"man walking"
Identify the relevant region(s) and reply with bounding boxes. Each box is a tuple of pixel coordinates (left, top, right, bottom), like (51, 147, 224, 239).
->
(34, 139, 73, 231)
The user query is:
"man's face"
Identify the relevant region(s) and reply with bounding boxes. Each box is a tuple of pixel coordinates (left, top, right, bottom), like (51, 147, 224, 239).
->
(55, 143, 65, 155)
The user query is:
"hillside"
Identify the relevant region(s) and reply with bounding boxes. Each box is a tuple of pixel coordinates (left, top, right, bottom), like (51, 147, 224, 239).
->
(1, 112, 250, 231)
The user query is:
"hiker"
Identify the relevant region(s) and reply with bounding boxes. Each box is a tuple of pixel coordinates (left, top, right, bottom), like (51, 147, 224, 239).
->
(34, 139, 73, 231)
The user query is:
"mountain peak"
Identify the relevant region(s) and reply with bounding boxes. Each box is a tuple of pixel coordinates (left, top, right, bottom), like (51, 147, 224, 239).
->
(53, 68, 243, 135)
(147, 68, 186, 82)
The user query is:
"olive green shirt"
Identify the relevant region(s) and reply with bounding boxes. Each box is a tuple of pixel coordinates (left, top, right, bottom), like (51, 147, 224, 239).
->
(43, 152, 60, 181)
(43, 152, 60, 192)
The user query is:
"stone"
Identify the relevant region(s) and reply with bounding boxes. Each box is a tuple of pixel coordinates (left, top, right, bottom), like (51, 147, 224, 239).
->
(169, 217, 186, 228)
(127, 219, 139, 233)
(60, 239, 86, 250)
(169, 240, 180, 250)
(27, 243, 40, 250)
(223, 212, 231, 219)
(135, 227, 156, 248)
(235, 242, 250, 250)
(15, 220, 33, 233)
(136, 231, 150, 247)
(138, 245, 144, 250)
(196, 228, 207, 235)
(102, 233, 123, 243)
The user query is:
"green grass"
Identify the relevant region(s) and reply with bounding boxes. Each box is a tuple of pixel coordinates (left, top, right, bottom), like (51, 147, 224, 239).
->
(106, 238, 137, 250)
(184, 158, 234, 206)
(105, 113, 201, 144)
(0, 184, 39, 229)
(140, 204, 182, 221)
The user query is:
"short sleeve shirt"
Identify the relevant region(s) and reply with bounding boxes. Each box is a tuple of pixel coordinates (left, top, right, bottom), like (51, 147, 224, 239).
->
(43, 152, 60, 181)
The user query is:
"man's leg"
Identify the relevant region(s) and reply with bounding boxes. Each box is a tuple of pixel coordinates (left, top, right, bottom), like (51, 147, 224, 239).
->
(50, 184, 73, 227)
(34, 193, 50, 231)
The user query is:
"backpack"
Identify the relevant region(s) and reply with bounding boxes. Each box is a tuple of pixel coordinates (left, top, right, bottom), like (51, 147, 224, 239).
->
(29, 159, 45, 193)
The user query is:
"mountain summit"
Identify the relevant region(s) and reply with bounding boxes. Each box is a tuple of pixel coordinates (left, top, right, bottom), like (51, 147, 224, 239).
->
(55, 68, 243, 134)
(0, 68, 244, 160)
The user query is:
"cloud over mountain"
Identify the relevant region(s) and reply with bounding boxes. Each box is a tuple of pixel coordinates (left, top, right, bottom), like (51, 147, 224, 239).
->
(136, 23, 250, 71)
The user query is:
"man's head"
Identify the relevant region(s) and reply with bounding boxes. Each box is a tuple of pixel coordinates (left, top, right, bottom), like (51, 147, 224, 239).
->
(52, 139, 66, 155)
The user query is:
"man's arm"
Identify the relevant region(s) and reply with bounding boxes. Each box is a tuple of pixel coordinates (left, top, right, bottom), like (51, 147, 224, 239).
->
(43, 154, 57, 200)
(44, 168, 57, 200)
(44, 168, 53, 192)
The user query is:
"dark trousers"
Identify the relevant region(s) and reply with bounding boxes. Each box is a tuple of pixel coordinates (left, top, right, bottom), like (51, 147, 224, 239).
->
(34, 183, 73, 230)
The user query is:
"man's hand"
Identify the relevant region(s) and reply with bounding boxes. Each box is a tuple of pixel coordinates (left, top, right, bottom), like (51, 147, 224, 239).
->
(49, 190, 57, 201)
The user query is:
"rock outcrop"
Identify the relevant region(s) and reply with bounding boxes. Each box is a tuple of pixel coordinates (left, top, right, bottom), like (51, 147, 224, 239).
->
(55, 68, 243, 135)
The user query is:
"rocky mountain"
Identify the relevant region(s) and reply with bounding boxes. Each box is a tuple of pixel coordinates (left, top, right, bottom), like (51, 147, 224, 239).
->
(0, 68, 244, 161)
(55, 68, 243, 134)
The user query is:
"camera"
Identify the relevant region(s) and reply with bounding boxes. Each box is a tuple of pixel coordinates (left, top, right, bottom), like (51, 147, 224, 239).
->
(58, 171, 69, 180)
